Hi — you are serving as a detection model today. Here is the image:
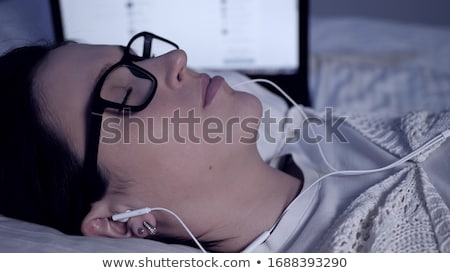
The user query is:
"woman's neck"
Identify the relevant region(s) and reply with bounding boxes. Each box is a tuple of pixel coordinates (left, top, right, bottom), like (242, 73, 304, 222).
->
(208, 155, 302, 252)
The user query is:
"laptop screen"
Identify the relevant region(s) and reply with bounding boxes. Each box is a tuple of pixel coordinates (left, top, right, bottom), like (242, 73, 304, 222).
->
(52, 0, 309, 105)
(53, 0, 300, 75)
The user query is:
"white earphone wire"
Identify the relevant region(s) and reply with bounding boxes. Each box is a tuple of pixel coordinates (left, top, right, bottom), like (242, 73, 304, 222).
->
(151, 207, 207, 253)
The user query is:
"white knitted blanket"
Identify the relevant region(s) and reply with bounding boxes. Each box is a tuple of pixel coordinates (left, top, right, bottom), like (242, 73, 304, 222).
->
(317, 110, 450, 252)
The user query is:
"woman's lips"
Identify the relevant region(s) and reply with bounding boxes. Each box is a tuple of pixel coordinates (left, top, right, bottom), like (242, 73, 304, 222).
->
(203, 76, 224, 107)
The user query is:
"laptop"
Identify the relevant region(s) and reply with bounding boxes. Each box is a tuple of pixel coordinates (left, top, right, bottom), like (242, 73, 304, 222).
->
(51, 0, 309, 105)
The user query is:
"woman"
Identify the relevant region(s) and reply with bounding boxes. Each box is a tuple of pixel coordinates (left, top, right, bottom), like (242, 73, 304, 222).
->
(0, 32, 301, 252)
(1, 32, 450, 253)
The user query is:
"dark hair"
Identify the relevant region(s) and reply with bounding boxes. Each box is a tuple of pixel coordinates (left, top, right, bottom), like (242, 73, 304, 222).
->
(0, 44, 107, 235)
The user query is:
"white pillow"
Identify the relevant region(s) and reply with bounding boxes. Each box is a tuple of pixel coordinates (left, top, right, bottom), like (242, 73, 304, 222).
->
(0, 214, 200, 252)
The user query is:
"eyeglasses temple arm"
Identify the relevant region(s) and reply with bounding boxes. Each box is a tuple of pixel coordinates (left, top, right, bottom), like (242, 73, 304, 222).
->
(143, 37, 152, 58)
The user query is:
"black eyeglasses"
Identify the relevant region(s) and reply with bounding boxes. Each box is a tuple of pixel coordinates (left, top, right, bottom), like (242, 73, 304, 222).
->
(83, 32, 179, 182)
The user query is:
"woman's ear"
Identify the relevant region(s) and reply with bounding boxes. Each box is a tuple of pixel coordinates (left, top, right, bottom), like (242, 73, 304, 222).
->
(81, 201, 132, 238)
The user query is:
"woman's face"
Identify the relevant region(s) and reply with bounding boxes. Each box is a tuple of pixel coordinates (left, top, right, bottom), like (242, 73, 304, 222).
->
(34, 43, 263, 240)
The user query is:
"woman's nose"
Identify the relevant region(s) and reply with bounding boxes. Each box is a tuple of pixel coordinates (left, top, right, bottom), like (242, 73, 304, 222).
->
(139, 49, 188, 90)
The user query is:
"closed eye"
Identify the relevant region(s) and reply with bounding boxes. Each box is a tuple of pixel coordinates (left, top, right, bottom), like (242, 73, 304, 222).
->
(118, 87, 133, 113)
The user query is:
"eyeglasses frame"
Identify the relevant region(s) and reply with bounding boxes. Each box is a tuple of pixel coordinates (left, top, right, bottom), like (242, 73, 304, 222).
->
(83, 32, 179, 185)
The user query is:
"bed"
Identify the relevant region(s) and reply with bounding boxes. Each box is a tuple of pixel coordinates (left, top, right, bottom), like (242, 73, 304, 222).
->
(1, 16, 450, 252)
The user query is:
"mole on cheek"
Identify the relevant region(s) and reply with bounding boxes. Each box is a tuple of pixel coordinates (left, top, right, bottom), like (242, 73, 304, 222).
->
(208, 165, 213, 170)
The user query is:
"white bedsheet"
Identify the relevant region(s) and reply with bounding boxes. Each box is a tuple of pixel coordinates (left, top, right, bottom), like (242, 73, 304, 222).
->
(309, 17, 450, 116)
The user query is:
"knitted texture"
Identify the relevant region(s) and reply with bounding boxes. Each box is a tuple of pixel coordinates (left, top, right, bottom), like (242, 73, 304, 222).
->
(317, 110, 450, 252)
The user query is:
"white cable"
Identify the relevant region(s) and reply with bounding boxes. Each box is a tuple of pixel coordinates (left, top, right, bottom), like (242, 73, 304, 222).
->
(151, 207, 207, 253)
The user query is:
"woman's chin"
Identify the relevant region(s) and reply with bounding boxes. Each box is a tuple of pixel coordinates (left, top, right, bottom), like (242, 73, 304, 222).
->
(233, 90, 263, 118)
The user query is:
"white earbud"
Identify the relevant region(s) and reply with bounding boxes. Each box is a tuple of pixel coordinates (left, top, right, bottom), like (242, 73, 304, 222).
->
(112, 208, 152, 222)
